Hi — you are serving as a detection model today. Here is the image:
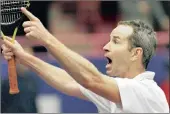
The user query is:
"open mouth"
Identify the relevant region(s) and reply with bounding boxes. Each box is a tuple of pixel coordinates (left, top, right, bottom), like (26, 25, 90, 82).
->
(106, 57, 112, 64)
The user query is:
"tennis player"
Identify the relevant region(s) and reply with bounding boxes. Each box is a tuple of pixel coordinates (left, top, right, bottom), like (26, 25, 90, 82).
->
(1, 8, 169, 113)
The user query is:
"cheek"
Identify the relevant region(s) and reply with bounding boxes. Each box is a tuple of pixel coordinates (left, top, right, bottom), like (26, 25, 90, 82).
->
(111, 49, 131, 64)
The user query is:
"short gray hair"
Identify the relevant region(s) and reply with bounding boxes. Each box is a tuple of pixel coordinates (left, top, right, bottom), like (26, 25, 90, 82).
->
(118, 20, 157, 69)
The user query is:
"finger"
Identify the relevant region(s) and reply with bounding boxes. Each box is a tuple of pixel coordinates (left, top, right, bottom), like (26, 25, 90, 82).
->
(24, 26, 35, 33)
(2, 46, 12, 53)
(21, 7, 39, 21)
(1, 43, 12, 51)
(24, 27, 31, 33)
(3, 38, 15, 49)
(4, 56, 12, 60)
(3, 36, 13, 42)
(2, 51, 13, 56)
(22, 21, 34, 28)
(5, 52, 14, 56)
(3, 36, 17, 45)
(1, 44, 8, 50)
(25, 31, 33, 38)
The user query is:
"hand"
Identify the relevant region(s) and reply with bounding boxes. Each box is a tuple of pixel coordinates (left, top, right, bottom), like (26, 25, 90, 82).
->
(21, 7, 52, 45)
(1, 37, 25, 61)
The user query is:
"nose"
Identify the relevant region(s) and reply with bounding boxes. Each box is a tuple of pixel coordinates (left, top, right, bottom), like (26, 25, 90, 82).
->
(103, 42, 110, 52)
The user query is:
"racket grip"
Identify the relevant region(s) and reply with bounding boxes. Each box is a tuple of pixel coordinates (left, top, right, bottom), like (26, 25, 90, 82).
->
(8, 56, 19, 94)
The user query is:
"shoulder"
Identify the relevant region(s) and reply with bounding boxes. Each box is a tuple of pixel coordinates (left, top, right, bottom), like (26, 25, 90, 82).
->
(113, 77, 169, 112)
(114, 77, 162, 96)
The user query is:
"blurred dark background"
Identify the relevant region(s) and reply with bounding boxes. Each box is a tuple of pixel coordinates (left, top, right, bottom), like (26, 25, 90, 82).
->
(1, 1, 169, 113)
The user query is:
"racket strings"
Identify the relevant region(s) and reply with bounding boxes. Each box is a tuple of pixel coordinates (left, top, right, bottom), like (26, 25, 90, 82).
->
(1, 0, 30, 25)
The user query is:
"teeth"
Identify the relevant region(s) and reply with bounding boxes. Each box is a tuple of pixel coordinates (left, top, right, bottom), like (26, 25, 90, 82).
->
(106, 57, 111, 64)
(107, 59, 109, 63)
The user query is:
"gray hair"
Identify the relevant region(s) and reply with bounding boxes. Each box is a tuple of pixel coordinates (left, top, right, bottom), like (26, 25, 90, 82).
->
(118, 20, 157, 69)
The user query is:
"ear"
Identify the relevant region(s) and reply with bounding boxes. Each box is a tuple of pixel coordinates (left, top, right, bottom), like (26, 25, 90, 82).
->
(130, 47, 143, 61)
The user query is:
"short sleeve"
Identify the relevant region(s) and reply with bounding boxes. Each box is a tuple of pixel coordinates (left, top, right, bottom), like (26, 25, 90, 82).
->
(114, 78, 168, 113)
(79, 84, 115, 113)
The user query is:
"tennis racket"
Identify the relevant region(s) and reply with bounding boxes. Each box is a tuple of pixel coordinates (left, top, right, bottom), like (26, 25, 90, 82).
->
(0, 0, 30, 94)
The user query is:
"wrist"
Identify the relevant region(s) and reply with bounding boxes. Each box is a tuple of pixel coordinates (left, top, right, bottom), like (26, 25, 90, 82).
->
(41, 33, 66, 52)
(43, 34, 63, 49)
(16, 51, 27, 60)
(43, 33, 56, 46)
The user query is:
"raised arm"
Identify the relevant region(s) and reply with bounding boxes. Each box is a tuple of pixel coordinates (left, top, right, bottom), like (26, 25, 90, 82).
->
(21, 8, 121, 103)
(1, 38, 87, 100)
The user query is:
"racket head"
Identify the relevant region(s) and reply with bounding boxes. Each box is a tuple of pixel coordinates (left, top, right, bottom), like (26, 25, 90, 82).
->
(1, 0, 30, 26)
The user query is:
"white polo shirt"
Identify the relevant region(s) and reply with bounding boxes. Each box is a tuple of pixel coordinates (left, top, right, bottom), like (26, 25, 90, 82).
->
(79, 71, 169, 113)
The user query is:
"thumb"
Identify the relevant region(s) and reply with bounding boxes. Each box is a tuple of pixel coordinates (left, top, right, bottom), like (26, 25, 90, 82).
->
(3, 37, 15, 49)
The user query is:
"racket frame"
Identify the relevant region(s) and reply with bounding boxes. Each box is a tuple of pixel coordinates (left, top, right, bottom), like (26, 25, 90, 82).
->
(1, 0, 30, 94)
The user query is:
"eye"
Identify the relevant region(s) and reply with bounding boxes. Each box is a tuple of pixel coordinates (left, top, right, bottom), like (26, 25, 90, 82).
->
(113, 40, 118, 44)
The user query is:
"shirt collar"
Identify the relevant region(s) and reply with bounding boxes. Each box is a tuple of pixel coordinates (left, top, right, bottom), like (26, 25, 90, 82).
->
(133, 71, 155, 81)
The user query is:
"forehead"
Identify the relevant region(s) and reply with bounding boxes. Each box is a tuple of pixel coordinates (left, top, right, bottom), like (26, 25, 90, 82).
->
(110, 25, 133, 39)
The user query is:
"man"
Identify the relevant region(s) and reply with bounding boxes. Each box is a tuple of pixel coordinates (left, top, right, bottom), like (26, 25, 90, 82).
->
(1, 8, 169, 113)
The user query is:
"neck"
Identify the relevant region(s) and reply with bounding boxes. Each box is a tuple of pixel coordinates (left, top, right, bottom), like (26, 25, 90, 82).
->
(123, 64, 145, 79)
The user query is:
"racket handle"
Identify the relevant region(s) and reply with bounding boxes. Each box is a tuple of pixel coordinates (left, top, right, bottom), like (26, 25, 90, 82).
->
(8, 56, 19, 94)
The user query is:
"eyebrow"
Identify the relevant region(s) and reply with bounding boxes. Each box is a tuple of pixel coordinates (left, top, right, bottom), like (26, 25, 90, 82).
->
(112, 36, 121, 40)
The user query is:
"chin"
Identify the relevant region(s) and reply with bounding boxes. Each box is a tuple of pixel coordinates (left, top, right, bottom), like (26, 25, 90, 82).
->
(106, 70, 121, 78)
(106, 70, 111, 76)
(106, 71, 114, 77)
